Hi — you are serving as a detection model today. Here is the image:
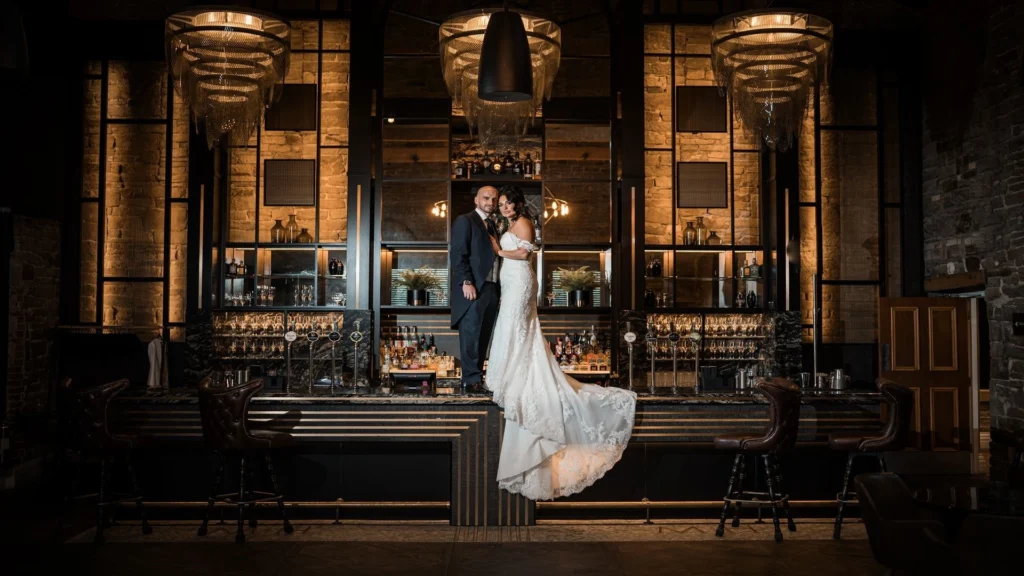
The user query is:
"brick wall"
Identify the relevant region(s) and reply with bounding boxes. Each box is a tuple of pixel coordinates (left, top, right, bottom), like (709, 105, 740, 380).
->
(920, 0, 1024, 471)
(7, 216, 61, 463)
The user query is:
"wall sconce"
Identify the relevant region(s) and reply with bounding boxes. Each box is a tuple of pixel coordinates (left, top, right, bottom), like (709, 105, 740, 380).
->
(431, 200, 448, 218)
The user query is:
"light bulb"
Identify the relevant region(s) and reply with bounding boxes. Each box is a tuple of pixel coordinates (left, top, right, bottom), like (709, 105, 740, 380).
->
(543, 210, 549, 218)
(551, 201, 558, 210)
(561, 204, 568, 216)
(386, 117, 395, 123)
(432, 207, 440, 216)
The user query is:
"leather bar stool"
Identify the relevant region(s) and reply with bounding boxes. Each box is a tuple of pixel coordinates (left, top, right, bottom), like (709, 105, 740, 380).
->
(830, 377, 914, 539)
(197, 377, 294, 544)
(714, 378, 801, 543)
(61, 378, 152, 543)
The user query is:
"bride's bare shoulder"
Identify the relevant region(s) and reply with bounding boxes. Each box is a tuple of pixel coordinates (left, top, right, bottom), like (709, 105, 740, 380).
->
(512, 217, 534, 238)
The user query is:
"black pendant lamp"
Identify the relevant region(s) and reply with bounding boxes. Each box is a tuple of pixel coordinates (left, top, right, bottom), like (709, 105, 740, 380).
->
(477, 5, 533, 102)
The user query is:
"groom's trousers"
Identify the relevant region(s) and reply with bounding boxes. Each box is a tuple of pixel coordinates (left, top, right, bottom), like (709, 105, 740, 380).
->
(457, 280, 499, 386)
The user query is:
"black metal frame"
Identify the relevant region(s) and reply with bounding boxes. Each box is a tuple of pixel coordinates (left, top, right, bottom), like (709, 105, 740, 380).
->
(640, 20, 771, 314)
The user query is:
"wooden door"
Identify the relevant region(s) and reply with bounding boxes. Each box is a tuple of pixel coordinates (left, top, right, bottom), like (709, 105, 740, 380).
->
(879, 298, 972, 452)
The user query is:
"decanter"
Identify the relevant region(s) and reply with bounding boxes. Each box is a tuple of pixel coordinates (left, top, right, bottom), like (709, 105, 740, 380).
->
(271, 219, 286, 243)
(683, 221, 698, 246)
(695, 216, 708, 245)
(285, 214, 299, 243)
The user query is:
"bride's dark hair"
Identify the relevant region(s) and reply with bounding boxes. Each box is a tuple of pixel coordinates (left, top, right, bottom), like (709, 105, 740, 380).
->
(498, 185, 531, 222)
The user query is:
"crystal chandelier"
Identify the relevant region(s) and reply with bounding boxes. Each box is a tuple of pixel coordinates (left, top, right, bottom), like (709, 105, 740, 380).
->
(439, 9, 561, 150)
(711, 10, 832, 151)
(165, 8, 291, 149)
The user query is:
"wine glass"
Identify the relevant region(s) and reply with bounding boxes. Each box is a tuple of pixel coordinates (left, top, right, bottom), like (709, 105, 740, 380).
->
(332, 292, 344, 307)
(545, 292, 555, 307)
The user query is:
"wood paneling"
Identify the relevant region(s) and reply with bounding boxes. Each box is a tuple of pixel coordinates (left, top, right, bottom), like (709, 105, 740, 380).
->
(929, 387, 960, 451)
(928, 307, 958, 371)
(891, 307, 919, 370)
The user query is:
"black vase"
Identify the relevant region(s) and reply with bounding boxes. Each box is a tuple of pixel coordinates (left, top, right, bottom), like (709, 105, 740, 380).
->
(569, 289, 592, 308)
(407, 289, 429, 307)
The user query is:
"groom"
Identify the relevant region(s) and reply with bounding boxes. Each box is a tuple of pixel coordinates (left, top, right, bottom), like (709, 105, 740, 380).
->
(450, 186, 525, 391)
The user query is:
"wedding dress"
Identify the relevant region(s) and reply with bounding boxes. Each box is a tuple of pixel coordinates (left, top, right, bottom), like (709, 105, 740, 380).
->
(484, 231, 637, 501)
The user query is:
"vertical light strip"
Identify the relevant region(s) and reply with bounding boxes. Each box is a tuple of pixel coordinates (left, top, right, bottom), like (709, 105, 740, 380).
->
(630, 186, 636, 309)
(354, 183, 362, 306)
(198, 184, 205, 309)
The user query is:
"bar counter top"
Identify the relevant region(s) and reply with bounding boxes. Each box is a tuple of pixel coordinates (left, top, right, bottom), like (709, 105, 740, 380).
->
(118, 387, 882, 405)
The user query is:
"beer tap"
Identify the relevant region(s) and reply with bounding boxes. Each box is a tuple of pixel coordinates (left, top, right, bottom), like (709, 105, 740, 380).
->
(327, 318, 342, 395)
(284, 321, 297, 395)
(623, 321, 637, 392)
(349, 319, 365, 395)
(306, 325, 321, 395)
(646, 328, 658, 395)
(668, 323, 680, 396)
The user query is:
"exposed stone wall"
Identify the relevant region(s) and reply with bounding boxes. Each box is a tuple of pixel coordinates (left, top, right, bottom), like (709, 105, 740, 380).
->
(921, 1, 1024, 449)
(7, 216, 61, 423)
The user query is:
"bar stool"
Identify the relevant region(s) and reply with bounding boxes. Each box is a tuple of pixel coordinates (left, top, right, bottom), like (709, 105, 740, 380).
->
(61, 378, 152, 543)
(197, 377, 294, 544)
(714, 378, 801, 543)
(830, 377, 914, 539)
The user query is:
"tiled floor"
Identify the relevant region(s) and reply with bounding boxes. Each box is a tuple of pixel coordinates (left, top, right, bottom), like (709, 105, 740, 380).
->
(20, 519, 883, 576)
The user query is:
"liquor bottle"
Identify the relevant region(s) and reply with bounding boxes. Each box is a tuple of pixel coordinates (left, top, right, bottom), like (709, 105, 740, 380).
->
(524, 153, 533, 178)
(328, 258, 337, 275)
(644, 289, 656, 308)
(228, 258, 237, 275)
(471, 155, 482, 175)
(747, 290, 758, 308)
(554, 337, 563, 356)
(512, 152, 522, 176)
(742, 256, 752, 278)
(491, 153, 503, 175)
(336, 258, 345, 277)
(559, 355, 569, 371)
(237, 259, 245, 276)
(590, 326, 599, 351)
(451, 154, 461, 179)
(481, 152, 492, 172)
(533, 156, 542, 179)
(735, 291, 746, 308)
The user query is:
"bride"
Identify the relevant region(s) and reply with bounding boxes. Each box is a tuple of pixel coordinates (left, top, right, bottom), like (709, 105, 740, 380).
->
(484, 186, 637, 501)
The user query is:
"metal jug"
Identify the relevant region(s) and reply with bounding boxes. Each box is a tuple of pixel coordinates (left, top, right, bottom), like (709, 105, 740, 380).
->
(830, 369, 850, 391)
(815, 373, 829, 389)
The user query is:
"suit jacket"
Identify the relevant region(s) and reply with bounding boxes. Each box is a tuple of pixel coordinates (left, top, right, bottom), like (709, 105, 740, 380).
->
(450, 211, 497, 329)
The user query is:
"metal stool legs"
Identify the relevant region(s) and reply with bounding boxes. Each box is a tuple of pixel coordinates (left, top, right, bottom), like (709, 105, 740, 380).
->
(265, 454, 293, 534)
(834, 452, 887, 539)
(715, 454, 742, 537)
(197, 451, 291, 543)
(197, 461, 225, 537)
(716, 452, 793, 542)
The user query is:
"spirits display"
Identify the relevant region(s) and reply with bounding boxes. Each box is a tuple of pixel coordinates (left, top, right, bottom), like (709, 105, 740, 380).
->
(533, 156, 542, 178)
(524, 153, 533, 178)
(548, 327, 611, 373)
(379, 326, 454, 377)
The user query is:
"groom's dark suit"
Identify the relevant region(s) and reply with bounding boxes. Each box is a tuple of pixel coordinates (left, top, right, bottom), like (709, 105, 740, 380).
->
(450, 210, 500, 386)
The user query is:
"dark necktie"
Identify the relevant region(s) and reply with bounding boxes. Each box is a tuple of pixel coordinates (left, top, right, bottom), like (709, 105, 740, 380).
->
(484, 216, 497, 237)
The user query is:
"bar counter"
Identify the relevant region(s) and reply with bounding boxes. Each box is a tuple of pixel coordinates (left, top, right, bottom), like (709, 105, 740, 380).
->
(112, 386, 882, 526)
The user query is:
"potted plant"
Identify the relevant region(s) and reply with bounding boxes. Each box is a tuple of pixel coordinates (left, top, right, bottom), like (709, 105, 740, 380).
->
(395, 266, 443, 307)
(556, 266, 599, 308)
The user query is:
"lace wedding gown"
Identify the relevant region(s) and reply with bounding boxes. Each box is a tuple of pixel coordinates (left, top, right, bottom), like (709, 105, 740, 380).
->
(485, 231, 637, 501)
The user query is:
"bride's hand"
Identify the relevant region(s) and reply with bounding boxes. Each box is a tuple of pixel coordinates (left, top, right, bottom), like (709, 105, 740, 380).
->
(490, 235, 502, 255)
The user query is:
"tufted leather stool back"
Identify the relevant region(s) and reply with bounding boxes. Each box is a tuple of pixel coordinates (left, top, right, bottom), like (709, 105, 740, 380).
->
(62, 378, 135, 458)
(871, 378, 915, 452)
(197, 378, 266, 452)
(757, 378, 802, 453)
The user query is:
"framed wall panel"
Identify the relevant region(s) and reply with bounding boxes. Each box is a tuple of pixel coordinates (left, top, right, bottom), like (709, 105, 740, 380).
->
(675, 86, 726, 133)
(676, 161, 727, 208)
(264, 159, 317, 207)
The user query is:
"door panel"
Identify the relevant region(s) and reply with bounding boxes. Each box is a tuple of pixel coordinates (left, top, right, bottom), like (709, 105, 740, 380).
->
(891, 307, 920, 370)
(880, 298, 971, 453)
